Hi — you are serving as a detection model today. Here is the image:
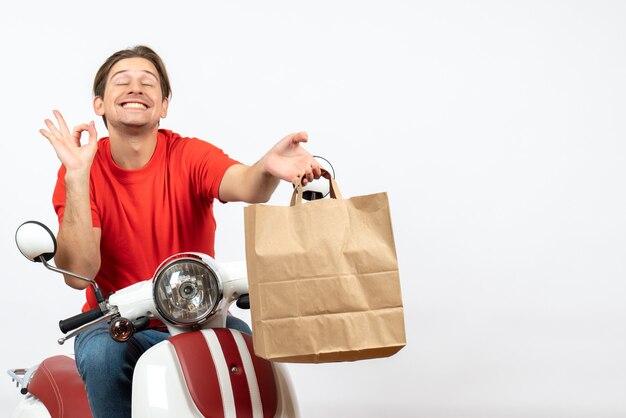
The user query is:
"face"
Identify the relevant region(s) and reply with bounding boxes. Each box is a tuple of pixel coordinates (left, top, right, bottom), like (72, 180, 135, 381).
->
(93, 57, 169, 131)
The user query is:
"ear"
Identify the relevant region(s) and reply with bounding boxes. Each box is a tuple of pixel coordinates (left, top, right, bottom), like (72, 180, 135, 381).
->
(93, 96, 104, 116)
(160, 97, 169, 119)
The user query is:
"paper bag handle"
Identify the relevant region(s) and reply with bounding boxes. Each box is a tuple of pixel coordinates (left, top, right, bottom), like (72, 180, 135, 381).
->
(290, 170, 343, 206)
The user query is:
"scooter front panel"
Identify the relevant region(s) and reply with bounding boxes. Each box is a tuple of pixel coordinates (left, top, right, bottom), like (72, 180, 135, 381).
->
(131, 341, 205, 417)
(235, 329, 280, 417)
(168, 329, 278, 418)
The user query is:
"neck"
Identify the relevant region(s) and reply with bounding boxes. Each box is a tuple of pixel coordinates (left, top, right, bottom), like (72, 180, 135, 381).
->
(108, 125, 160, 170)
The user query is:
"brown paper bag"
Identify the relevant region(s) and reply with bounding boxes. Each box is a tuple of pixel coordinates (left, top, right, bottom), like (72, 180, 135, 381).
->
(244, 175, 406, 363)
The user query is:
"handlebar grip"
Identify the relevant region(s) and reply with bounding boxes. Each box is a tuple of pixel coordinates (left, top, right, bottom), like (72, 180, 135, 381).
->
(59, 307, 104, 334)
(133, 317, 150, 333)
(236, 294, 250, 310)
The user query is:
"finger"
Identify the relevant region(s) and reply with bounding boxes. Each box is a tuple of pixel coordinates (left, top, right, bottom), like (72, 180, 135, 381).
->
(44, 119, 64, 138)
(39, 128, 53, 142)
(87, 121, 98, 145)
(311, 162, 322, 179)
(290, 131, 309, 145)
(72, 124, 90, 134)
(53, 110, 71, 136)
(294, 173, 307, 186)
(305, 167, 314, 183)
(40, 128, 69, 157)
(72, 124, 90, 146)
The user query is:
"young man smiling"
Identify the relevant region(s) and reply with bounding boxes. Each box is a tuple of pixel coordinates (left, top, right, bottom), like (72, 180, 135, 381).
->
(40, 45, 321, 418)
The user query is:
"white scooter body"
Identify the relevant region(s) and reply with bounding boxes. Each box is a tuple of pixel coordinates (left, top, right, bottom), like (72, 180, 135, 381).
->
(10, 235, 299, 418)
(116, 258, 298, 418)
(131, 329, 298, 418)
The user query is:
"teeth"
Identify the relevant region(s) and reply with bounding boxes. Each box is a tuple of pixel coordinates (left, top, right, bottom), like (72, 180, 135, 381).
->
(122, 103, 147, 109)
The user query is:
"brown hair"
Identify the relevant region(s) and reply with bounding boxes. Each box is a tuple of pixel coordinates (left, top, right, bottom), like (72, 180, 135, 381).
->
(93, 45, 172, 127)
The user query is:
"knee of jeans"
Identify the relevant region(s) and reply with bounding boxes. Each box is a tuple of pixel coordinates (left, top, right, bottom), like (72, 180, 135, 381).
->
(75, 335, 127, 380)
(226, 315, 252, 334)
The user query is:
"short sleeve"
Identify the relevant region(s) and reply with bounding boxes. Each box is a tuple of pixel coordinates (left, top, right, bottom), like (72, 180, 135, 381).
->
(180, 138, 241, 203)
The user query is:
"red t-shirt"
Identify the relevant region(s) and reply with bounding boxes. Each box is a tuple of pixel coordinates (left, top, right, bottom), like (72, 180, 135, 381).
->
(53, 129, 240, 310)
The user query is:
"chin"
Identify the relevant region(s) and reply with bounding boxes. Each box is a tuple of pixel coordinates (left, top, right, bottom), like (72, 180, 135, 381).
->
(109, 120, 154, 131)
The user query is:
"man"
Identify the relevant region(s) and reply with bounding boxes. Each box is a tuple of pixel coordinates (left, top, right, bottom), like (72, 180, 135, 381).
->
(39, 45, 321, 418)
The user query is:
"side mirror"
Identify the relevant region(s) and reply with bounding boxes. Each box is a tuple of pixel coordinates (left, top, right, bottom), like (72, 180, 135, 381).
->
(15, 221, 57, 262)
(14, 220, 104, 304)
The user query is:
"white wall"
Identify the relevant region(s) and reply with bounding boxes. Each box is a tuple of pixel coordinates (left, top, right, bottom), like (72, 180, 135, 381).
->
(1, 1, 625, 417)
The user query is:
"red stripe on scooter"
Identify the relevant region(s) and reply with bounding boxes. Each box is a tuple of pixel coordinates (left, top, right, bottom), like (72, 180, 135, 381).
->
(241, 332, 278, 418)
(214, 329, 253, 418)
(170, 332, 224, 418)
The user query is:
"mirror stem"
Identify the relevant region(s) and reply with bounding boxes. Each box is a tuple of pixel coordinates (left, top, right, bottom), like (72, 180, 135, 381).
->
(37, 256, 105, 303)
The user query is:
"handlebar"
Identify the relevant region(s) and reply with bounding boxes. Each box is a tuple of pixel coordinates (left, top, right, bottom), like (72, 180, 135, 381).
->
(59, 307, 105, 334)
(236, 294, 250, 309)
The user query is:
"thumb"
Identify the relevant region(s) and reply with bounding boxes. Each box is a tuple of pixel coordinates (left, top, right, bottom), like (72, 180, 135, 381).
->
(87, 121, 98, 145)
(290, 131, 309, 145)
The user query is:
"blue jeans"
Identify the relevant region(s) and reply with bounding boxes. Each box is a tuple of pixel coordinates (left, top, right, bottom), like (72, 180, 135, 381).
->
(74, 316, 251, 418)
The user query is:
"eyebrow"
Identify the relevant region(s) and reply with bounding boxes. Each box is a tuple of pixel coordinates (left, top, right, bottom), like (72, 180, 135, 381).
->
(110, 69, 158, 80)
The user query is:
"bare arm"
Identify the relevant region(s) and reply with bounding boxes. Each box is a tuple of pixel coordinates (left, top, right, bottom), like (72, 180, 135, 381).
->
(219, 131, 322, 203)
(40, 110, 101, 289)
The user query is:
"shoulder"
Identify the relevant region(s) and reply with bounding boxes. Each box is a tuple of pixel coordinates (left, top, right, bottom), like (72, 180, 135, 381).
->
(160, 129, 225, 156)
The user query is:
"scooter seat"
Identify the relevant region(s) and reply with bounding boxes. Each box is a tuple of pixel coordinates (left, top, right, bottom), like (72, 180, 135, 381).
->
(28, 355, 93, 418)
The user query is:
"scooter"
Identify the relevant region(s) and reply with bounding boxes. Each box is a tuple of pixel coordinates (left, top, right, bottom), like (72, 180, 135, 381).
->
(8, 221, 299, 418)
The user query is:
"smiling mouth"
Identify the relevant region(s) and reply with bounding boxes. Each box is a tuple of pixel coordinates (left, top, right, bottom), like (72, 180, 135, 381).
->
(121, 102, 148, 110)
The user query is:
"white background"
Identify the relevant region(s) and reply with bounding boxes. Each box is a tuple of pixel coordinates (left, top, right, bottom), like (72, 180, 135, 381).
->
(1, 1, 625, 417)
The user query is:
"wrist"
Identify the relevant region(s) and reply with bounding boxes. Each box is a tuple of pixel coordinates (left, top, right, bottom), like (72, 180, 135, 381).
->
(254, 156, 275, 179)
(64, 168, 91, 188)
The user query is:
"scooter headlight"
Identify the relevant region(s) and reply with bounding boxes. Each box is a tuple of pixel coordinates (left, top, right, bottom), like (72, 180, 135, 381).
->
(153, 254, 222, 326)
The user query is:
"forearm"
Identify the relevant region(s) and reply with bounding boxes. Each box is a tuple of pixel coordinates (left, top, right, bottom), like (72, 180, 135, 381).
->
(54, 171, 101, 289)
(243, 160, 281, 203)
(219, 131, 319, 203)
(220, 161, 280, 204)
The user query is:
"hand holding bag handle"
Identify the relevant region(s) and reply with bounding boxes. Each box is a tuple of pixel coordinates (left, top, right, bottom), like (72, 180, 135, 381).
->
(290, 169, 343, 206)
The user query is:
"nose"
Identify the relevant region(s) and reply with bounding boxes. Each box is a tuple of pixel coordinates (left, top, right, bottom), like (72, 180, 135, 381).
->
(127, 78, 144, 95)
